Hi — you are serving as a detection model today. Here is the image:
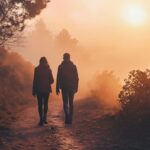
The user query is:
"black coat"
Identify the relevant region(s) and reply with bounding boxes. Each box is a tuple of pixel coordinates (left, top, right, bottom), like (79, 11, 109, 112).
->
(56, 60, 79, 92)
(33, 64, 54, 94)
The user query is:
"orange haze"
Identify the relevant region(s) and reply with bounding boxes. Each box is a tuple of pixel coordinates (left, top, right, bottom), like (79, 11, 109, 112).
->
(11, 0, 150, 103)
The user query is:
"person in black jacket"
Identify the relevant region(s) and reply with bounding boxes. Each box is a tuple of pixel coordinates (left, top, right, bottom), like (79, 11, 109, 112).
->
(33, 57, 54, 126)
(56, 53, 79, 124)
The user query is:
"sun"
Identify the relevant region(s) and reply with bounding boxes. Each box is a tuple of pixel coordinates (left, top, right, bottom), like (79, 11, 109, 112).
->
(123, 5, 146, 26)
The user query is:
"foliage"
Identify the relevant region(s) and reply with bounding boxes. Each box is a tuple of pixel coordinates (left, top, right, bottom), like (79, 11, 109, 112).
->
(0, 47, 34, 122)
(0, 0, 50, 45)
(55, 29, 78, 50)
(119, 70, 150, 121)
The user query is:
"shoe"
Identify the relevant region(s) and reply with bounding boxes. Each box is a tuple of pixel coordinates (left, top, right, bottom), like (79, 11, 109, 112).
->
(43, 115, 48, 124)
(69, 115, 73, 125)
(69, 120, 72, 125)
(43, 120, 48, 124)
(43, 116, 48, 124)
(38, 121, 43, 126)
(67, 114, 73, 125)
(65, 120, 69, 124)
(65, 116, 69, 124)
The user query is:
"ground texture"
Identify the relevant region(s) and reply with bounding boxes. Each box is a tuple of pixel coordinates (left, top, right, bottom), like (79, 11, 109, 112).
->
(0, 99, 150, 150)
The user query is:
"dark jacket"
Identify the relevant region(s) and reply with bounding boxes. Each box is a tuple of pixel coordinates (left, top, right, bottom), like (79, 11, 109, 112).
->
(56, 60, 79, 92)
(33, 64, 54, 94)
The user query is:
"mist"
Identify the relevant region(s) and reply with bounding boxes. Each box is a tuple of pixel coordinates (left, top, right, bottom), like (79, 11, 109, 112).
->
(87, 71, 121, 113)
(8, 19, 123, 113)
(11, 0, 150, 105)
(1, 1, 150, 149)
(0, 47, 34, 123)
(40, 0, 150, 81)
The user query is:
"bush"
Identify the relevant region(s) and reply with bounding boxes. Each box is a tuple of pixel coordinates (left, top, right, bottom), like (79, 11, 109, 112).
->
(119, 70, 150, 122)
(0, 47, 34, 124)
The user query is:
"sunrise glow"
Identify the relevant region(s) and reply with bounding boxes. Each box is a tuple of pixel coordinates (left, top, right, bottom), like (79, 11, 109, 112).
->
(122, 5, 146, 26)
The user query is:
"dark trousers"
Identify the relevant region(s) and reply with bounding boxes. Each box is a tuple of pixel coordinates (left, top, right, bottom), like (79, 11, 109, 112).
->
(37, 93, 49, 122)
(61, 89, 75, 123)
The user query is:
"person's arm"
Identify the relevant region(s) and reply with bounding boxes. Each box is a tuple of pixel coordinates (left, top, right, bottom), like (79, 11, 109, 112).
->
(74, 65, 79, 93)
(49, 69, 54, 84)
(32, 68, 37, 96)
(56, 66, 61, 95)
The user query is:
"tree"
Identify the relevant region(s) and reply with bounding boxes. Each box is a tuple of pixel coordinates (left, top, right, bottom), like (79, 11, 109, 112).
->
(119, 70, 150, 121)
(0, 0, 50, 45)
(55, 29, 78, 50)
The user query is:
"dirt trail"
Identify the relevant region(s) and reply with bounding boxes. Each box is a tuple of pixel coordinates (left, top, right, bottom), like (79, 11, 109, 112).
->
(0, 101, 84, 150)
(1, 99, 150, 150)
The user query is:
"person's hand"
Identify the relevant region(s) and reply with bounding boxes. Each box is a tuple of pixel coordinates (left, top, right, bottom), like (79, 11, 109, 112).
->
(56, 89, 60, 95)
(32, 90, 36, 97)
(75, 88, 78, 93)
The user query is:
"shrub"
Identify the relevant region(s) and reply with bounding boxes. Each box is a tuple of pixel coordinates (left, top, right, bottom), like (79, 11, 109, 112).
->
(119, 70, 150, 122)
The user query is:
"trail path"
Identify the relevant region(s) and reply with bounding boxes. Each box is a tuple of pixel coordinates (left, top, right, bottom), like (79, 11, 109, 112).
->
(0, 101, 84, 150)
(1, 99, 149, 150)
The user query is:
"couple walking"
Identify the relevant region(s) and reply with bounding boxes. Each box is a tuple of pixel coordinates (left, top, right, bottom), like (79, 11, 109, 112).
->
(32, 53, 79, 126)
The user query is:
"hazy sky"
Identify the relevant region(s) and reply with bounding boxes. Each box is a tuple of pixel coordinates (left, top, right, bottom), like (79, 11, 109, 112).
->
(14, 0, 150, 88)
(41, 0, 150, 44)
(41, 0, 150, 76)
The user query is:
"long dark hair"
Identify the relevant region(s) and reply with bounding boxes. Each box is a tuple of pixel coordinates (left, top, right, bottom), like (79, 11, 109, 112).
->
(39, 57, 48, 66)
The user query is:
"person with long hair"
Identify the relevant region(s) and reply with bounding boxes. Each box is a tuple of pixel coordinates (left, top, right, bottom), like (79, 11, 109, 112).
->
(32, 57, 54, 126)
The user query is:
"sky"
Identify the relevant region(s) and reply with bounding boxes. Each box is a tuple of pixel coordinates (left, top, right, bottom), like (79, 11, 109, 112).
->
(12, 0, 150, 95)
(41, 0, 150, 44)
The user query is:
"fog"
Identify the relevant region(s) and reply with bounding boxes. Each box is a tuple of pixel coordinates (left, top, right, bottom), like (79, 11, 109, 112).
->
(0, 47, 34, 121)
(12, 20, 91, 97)
(88, 71, 121, 112)
(10, 0, 150, 110)
(7, 19, 122, 111)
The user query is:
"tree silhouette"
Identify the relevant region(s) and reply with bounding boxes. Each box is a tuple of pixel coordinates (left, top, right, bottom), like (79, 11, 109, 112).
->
(0, 0, 50, 45)
(119, 70, 150, 121)
(55, 29, 78, 50)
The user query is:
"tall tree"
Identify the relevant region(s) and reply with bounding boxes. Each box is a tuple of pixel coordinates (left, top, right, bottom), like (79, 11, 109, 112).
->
(0, 0, 50, 45)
